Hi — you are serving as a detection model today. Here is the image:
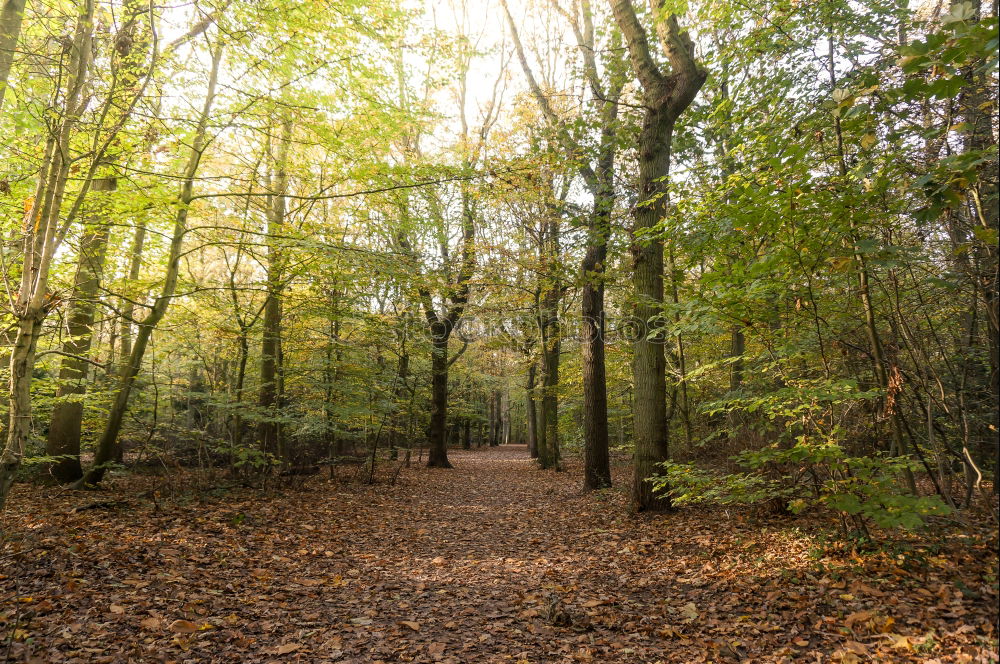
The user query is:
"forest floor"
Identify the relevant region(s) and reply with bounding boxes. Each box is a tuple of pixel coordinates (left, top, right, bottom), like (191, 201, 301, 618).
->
(0, 445, 997, 664)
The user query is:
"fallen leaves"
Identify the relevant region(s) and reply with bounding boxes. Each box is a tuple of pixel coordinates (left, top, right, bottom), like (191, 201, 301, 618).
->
(0, 447, 996, 663)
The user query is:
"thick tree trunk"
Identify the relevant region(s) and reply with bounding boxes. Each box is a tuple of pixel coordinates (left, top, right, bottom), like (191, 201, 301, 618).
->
(630, 107, 673, 511)
(610, 1, 705, 511)
(426, 333, 452, 467)
(45, 176, 115, 483)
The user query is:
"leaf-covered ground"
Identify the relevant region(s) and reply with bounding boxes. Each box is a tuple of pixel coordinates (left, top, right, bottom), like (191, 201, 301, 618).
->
(1, 446, 997, 663)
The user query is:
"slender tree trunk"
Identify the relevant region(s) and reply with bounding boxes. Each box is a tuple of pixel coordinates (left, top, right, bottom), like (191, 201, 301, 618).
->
(525, 362, 538, 457)
(538, 212, 562, 469)
(826, 34, 916, 492)
(232, 334, 248, 448)
(257, 286, 283, 457)
(45, 176, 116, 483)
(258, 117, 292, 461)
(118, 220, 147, 367)
(389, 344, 409, 458)
(0, 316, 42, 509)
(76, 43, 223, 488)
(668, 246, 693, 447)
(0, 1, 97, 508)
(730, 326, 745, 391)
(581, 228, 611, 487)
(540, 308, 560, 469)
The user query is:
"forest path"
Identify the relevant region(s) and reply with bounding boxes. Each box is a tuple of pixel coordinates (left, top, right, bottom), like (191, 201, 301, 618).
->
(2, 445, 996, 663)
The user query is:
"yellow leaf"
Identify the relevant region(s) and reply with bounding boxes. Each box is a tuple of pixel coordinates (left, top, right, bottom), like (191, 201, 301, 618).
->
(888, 633, 913, 650)
(168, 619, 200, 633)
(860, 134, 877, 149)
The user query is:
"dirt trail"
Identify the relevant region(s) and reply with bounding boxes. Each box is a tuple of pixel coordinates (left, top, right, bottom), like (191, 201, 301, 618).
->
(1, 446, 996, 663)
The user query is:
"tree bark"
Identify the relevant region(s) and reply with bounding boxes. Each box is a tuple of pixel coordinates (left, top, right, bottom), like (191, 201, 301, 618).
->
(525, 362, 538, 457)
(0, 0, 26, 111)
(45, 176, 116, 483)
(610, 0, 706, 512)
(118, 220, 147, 368)
(539, 271, 561, 469)
(257, 117, 293, 461)
(581, 219, 611, 487)
(426, 331, 453, 467)
(0, 0, 96, 510)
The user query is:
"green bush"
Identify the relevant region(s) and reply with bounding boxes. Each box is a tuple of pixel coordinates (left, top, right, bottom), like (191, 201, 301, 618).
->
(651, 441, 952, 536)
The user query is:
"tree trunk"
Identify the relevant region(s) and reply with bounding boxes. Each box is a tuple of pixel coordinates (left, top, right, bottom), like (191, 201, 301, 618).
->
(629, 105, 675, 510)
(0, 315, 43, 510)
(525, 362, 538, 457)
(956, 0, 998, 479)
(581, 220, 611, 488)
(538, 212, 561, 469)
(45, 176, 115, 483)
(258, 117, 292, 461)
(118, 220, 147, 368)
(231, 333, 249, 449)
(257, 287, 283, 457)
(0, 0, 26, 111)
(76, 43, 223, 488)
(609, 1, 706, 511)
(540, 309, 560, 469)
(426, 332, 453, 467)
(0, 0, 98, 506)
(492, 390, 503, 447)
